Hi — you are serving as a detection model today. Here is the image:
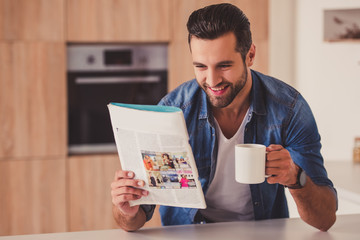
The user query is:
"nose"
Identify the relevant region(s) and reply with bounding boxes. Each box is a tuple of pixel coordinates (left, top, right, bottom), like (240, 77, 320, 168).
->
(206, 68, 222, 87)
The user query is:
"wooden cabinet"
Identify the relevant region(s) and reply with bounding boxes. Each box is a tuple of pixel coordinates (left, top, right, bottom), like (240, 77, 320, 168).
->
(239, 0, 269, 74)
(67, 154, 120, 231)
(66, 0, 170, 42)
(0, 158, 67, 235)
(168, 0, 268, 91)
(0, 42, 67, 159)
(0, 43, 13, 158)
(0, 0, 64, 41)
(0, 1, 67, 236)
(67, 154, 161, 231)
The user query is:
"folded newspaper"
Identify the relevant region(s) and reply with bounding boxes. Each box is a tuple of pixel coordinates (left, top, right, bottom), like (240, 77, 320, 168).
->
(108, 102, 206, 209)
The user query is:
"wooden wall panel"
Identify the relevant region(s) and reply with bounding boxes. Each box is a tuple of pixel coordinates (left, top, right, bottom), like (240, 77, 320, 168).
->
(66, 0, 170, 42)
(67, 154, 121, 231)
(0, 158, 67, 236)
(0, 43, 15, 158)
(0, 43, 67, 159)
(0, 0, 64, 41)
(67, 154, 161, 231)
(143, 206, 162, 228)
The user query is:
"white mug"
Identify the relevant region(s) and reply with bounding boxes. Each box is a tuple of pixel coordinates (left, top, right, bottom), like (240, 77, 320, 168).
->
(235, 144, 267, 184)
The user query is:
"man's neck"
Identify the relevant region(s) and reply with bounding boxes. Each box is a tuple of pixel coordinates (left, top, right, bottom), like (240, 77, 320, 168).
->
(212, 75, 252, 139)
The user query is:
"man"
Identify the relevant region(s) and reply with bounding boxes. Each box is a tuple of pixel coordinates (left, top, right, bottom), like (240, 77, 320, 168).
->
(110, 3, 337, 232)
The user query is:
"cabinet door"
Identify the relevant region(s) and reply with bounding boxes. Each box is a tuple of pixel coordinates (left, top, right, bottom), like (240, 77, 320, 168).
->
(66, 0, 170, 42)
(68, 154, 120, 231)
(0, 0, 64, 41)
(0, 43, 14, 158)
(0, 42, 67, 159)
(168, 0, 268, 91)
(67, 154, 161, 231)
(0, 158, 67, 235)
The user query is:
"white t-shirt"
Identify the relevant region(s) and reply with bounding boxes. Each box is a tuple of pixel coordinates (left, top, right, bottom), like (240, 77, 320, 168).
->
(200, 108, 254, 222)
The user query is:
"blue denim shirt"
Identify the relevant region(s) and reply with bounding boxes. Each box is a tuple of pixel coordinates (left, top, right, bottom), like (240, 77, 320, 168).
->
(141, 70, 336, 226)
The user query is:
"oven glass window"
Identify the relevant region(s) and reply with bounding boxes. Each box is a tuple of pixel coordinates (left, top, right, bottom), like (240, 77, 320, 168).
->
(68, 72, 167, 154)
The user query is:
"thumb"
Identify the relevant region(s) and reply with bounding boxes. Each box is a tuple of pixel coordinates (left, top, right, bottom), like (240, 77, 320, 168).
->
(266, 144, 284, 152)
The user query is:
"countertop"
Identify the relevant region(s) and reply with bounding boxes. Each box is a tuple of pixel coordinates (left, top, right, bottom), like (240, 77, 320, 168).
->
(325, 161, 360, 196)
(1, 214, 359, 240)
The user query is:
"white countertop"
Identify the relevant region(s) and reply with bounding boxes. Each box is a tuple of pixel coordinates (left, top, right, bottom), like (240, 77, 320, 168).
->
(325, 161, 360, 215)
(325, 161, 360, 195)
(1, 214, 359, 240)
(284, 161, 360, 218)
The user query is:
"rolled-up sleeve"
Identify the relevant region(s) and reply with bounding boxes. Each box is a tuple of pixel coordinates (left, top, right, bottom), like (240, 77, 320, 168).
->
(140, 204, 156, 222)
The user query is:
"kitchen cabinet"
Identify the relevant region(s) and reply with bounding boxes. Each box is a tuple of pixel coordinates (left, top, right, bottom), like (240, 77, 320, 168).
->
(66, 0, 170, 42)
(67, 154, 161, 231)
(0, 42, 67, 159)
(0, 158, 67, 236)
(0, 43, 13, 158)
(67, 154, 120, 231)
(0, 0, 64, 41)
(168, 0, 268, 91)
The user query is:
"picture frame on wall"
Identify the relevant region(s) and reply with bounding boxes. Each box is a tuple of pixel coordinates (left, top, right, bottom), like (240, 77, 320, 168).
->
(324, 8, 360, 42)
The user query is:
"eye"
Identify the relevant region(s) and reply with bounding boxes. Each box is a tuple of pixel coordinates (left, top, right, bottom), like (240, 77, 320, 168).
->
(219, 64, 231, 69)
(195, 64, 207, 70)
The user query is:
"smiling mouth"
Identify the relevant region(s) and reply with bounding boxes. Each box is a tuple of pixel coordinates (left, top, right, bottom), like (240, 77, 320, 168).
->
(209, 85, 229, 95)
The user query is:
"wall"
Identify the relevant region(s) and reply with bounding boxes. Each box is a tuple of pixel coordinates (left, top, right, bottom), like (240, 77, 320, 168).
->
(269, 0, 296, 86)
(270, 0, 360, 161)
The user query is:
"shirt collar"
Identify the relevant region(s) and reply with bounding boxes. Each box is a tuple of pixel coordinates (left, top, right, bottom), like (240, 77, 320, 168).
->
(250, 70, 267, 116)
(198, 87, 210, 120)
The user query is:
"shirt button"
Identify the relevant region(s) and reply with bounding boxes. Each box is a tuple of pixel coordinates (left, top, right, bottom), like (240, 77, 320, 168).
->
(254, 201, 260, 206)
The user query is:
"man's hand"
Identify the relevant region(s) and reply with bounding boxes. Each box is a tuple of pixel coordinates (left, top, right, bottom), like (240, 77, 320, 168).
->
(265, 144, 299, 186)
(265, 144, 337, 231)
(111, 170, 148, 231)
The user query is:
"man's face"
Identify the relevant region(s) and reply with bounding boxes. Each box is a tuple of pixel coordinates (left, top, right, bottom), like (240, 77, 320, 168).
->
(190, 32, 249, 108)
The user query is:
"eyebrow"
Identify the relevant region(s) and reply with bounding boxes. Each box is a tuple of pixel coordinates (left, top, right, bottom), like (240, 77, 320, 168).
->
(192, 61, 204, 66)
(192, 60, 235, 66)
(216, 61, 234, 66)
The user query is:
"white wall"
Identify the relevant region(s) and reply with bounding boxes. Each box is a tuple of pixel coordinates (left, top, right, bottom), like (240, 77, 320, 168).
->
(270, 0, 360, 161)
(269, 0, 296, 86)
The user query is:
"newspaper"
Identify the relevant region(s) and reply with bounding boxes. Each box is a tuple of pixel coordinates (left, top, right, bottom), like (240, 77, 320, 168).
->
(108, 102, 206, 209)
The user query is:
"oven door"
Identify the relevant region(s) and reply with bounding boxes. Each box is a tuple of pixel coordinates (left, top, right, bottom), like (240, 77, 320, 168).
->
(67, 71, 167, 154)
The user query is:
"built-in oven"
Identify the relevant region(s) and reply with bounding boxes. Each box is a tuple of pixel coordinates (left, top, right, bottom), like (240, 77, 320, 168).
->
(67, 44, 168, 154)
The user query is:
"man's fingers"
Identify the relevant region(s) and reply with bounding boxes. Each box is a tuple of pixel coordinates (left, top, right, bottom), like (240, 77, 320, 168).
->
(266, 144, 284, 152)
(114, 170, 135, 180)
(111, 179, 146, 191)
(265, 166, 282, 176)
(112, 186, 148, 198)
(113, 194, 142, 205)
(266, 146, 290, 162)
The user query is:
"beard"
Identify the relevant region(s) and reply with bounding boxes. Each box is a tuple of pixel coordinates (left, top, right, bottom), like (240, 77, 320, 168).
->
(201, 67, 248, 108)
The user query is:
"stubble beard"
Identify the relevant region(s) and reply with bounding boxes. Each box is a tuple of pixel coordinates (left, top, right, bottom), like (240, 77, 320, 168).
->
(202, 68, 248, 109)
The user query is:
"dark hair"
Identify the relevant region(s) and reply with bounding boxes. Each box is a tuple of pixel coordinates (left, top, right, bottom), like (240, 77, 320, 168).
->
(187, 3, 252, 61)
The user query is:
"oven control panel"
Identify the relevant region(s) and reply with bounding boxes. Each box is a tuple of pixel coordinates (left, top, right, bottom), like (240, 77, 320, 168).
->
(67, 44, 167, 71)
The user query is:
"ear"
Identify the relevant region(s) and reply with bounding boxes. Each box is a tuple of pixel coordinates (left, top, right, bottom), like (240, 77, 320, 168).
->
(246, 44, 256, 67)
